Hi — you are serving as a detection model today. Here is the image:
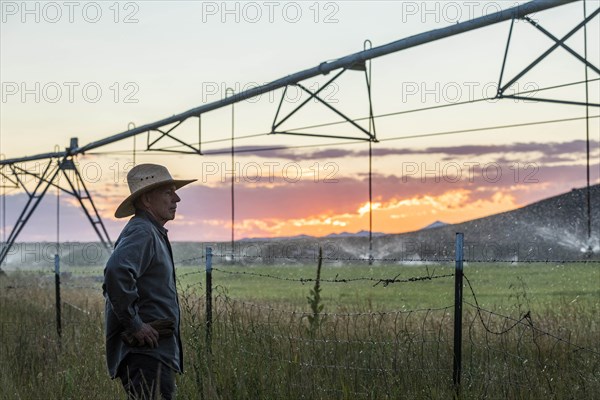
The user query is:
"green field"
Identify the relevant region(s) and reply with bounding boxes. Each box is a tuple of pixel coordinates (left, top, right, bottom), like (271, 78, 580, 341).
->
(181, 262, 600, 311)
(1, 262, 599, 399)
(28, 260, 600, 311)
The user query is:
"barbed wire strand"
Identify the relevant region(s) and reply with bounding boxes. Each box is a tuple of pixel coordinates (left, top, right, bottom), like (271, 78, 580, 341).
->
(463, 273, 600, 356)
(211, 266, 453, 287)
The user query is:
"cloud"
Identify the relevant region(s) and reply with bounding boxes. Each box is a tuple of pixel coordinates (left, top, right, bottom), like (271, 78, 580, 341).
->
(417, 140, 596, 157)
(146, 161, 600, 239)
(202, 145, 360, 161)
(1, 158, 597, 242)
(207, 139, 599, 161)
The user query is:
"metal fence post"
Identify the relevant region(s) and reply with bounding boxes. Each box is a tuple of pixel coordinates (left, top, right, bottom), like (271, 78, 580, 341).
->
(205, 247, 213, 353)
(453, 233, 464, 396)
(54, 253, 62, 338)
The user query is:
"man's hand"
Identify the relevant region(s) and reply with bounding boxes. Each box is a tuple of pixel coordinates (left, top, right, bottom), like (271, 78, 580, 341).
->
(132, 323, 159, 348)
(120, 319, 175, 347)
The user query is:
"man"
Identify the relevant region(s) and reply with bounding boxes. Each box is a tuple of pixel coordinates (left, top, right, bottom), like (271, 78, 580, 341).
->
(103, 163, 196, 399)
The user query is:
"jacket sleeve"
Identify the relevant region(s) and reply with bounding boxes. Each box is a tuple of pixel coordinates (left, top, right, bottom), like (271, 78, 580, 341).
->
(103, 223, 155, 333)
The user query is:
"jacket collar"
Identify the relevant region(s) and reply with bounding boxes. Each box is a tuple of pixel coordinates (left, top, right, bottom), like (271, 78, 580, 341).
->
(135, 209, 169, 236)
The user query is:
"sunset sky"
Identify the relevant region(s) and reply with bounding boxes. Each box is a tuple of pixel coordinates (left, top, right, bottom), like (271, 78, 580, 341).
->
(1, 1, 599, 242)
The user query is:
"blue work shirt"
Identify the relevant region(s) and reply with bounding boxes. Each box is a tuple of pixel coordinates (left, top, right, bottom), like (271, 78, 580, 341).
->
(103, 209, 183, 378)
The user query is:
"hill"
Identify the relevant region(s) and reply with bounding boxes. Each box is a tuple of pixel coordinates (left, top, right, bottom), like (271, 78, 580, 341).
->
(346, 184, 600, 262)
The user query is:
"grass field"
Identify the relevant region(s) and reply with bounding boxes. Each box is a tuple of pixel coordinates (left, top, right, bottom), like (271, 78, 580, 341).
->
(184, 261, 600, 310)
(1, 261, 598, 399)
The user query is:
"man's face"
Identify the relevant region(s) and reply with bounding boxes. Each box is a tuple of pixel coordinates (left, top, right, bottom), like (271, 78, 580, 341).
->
(141, 184, 181, 226)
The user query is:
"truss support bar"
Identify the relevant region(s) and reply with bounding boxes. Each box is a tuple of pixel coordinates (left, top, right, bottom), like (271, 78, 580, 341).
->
(295, 82, 375, 140)
(147, 149, 204, 155)
(0, 161, 59, 264)
(272, 131, 373, 141)
(524, 16, 600, 75)
(60, 162, 112, 252)
(272, 69, 346, 131)
(501, 6, 599, 94)
(147, 124, 202, 155)
(271, 86, 289, 132)
(10, 164, 76, 197)
(0, 170, 19, 188)
(498, 18, 515, 91)
(0, 157, 113, 266)
(147, 120, 185, 149)
(0, 0, 576, 166)
(9, 165, 32, 197)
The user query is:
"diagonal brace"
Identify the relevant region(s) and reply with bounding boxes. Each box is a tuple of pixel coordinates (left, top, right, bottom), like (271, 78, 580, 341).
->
(271, 69, 346, 132)
(0, 160, 60, 265)
(501, 7, 600, 94)
(147, 119, 202, 154)
(60, 160, 112, 251)
(271, 67, 377, 141)
(0, 168, 19, 189)
(0, 157, 114, 266)
(296, 83, 375, 140)
(524, 16, 600, 75)
(10, 163, 77, 197)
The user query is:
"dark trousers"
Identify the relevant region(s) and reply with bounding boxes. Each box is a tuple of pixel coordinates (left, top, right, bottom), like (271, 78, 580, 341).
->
(117, 353, 176, 400)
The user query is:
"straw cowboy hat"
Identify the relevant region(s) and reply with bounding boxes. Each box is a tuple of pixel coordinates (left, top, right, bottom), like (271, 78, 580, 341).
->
(115, 163, 197, 218)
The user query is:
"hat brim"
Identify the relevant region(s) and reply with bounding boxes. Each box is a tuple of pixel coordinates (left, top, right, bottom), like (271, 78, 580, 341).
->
(114, 179, 197, 219)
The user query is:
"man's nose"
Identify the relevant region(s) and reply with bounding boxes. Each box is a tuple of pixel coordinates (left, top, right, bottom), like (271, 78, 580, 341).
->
(174, 192, 181, 202)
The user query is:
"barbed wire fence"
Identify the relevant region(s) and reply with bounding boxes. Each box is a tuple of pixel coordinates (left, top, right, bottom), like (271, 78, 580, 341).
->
(176, 233, 600, 399)
(1, 233, 598, 398)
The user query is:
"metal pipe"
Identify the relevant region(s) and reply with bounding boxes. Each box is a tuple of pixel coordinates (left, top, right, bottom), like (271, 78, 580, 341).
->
(0, 0, 578, 166)
(1, 151, 67, 165)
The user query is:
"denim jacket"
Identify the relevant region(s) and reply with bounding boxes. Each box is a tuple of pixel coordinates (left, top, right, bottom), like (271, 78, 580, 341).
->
(103, 210, 183, 378)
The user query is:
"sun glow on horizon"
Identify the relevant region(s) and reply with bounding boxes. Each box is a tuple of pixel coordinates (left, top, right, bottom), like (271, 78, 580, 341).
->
(164, 188, 524, 240)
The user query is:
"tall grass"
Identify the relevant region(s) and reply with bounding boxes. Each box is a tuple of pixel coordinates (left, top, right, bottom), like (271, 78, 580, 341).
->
(1, 267, 599, 399)
(0, 272, 121, 400)
(178, 294, 599, 399)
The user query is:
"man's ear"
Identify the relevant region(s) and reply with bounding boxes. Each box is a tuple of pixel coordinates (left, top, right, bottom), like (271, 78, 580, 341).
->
(138, 192, 150, 209)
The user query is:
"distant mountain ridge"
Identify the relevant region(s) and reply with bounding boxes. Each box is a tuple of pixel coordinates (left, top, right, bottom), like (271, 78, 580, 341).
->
(421, 221, 449, 230)
(324, 230, 386, 238)
(239, 230, 386, 241)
